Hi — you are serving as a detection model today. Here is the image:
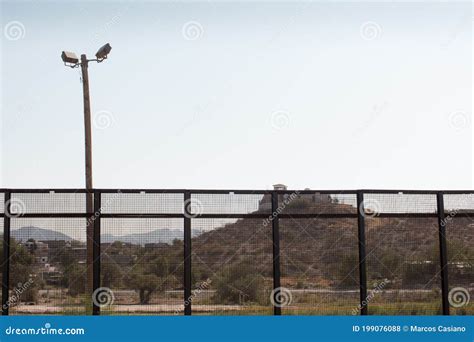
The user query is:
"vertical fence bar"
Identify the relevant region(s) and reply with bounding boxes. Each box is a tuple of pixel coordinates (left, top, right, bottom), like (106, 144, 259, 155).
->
(92, 191, 101, 315)
(356, 191, 368, 315)
(271, 191, 282, 315)
(86, 190, 94, 312)
(436, 192, 450, 315)
(183, 191, 192, 315)
(2, 192, 11, 316)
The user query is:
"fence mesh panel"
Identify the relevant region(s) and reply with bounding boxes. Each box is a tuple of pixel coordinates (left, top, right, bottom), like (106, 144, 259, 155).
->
(279, 194, 359, 315)
(8, 218, 87, 315)
(0, 220, 3, 306)
(100, 218, 184, 315)
(101, 192, 184, 214)
(362, 193, 437, 214)
(0, 192, 4, 214)
(366, 216, 441, 315)
(0, 190, 471, 316)
(191, 193, 269, 215)
(191, 218, 273, 315)
(364, 192, 440, 315)
(443, 194, 474, 315)
(278, 193, 357, 215)
(11, 192, 86, 214)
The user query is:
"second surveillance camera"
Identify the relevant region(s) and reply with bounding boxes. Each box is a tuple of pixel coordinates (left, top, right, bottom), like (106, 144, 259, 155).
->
(95, 43, 112, 60)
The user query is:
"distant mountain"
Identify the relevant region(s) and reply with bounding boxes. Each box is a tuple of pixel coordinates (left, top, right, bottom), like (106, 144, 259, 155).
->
(12, 226, 73, 242)
(11, 226, 188, 246)
(101, 229, 187, 245)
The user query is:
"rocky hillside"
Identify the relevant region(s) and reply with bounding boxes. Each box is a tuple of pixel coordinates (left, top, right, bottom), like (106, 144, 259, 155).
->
(188, 197, 473, 288)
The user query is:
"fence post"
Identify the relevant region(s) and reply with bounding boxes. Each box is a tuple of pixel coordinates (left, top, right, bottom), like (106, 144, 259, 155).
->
(271, 191, 282, 315)
(356, 191, 368, 315)
(183, 191, 192, 315)
(436, 192, 450, 315)
(92, 191, 101, 315)
(2, 191, 11, 316)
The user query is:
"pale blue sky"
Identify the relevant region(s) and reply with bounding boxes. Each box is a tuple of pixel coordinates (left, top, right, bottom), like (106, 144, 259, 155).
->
(1, 0, 472, 190)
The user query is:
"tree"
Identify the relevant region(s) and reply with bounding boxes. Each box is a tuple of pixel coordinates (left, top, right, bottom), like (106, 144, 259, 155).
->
(62, 264, 86, 296)
(2, 239, 39, 303)
(58, 247, 75, 269)
(8, 240, 34, 282)
(146, 255, 170, 278)
(101, 261, 122, 289)
(124, 267, 161, 304)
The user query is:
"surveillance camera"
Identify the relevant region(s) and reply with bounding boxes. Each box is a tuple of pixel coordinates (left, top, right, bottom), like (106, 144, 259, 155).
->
(95, 43, 112, 60)
(61, 51, 79, 64)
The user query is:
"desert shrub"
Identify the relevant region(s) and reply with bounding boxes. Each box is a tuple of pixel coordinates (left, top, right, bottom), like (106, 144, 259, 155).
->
(213, 262, 267, 305)
(286, 198, 312, 210)
(63, 264, 86, 296)
(335, 253, 359, 288)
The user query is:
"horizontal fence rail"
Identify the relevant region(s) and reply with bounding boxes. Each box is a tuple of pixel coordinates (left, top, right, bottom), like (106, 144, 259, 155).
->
(0, 189, 473, 316)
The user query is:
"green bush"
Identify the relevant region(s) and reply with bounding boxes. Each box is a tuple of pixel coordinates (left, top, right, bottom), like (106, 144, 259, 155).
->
(213, 262, 267, 305)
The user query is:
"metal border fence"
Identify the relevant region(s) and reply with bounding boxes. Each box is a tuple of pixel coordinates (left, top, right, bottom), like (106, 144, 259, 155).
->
(0, 188, 473, 315)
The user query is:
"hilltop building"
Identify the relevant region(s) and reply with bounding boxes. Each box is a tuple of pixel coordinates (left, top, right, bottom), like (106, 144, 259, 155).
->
(258, 184, 333, 212)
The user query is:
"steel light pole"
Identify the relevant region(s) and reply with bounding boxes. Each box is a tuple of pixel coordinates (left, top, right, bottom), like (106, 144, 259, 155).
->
(61, 43, 112, 306)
